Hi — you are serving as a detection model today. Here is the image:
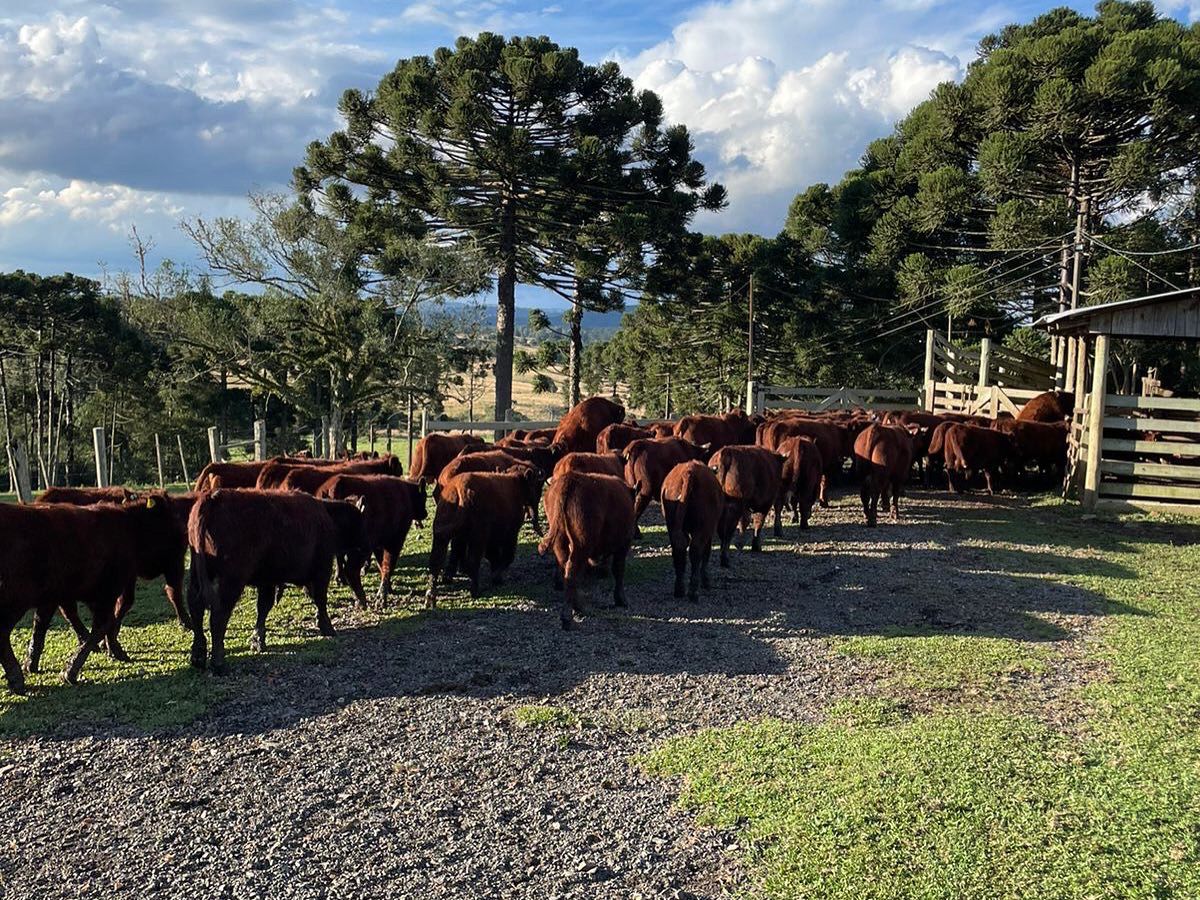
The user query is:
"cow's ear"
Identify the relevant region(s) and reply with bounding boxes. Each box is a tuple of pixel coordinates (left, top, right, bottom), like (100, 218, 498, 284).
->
(144, 496, 156, 509)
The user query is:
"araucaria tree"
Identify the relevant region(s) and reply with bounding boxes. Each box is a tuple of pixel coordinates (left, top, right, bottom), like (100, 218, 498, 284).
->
(296, 33, 723, 419)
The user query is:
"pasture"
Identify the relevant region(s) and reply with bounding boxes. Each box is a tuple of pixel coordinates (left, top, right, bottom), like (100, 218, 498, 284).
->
(2, 483, 1196, 899)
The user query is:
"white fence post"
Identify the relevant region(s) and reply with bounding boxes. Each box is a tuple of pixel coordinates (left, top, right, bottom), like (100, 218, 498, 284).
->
(978, 338, 993, 389)
(93, 426, 110, 488)
(320, 415, 331, 459)
(207, 426, 222, 464)
(9, 438, 33, 503)
(154, 434, 165, 488)
(923, 329, 936, 411)
(253, 419, 267, 462)
(745, 379, 759, 415)
(177, 435, 190, 485)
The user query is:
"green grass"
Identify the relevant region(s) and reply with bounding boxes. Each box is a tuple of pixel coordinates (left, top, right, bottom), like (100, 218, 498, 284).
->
(511, 704, 580, 729)
(836, 629, 1050, 691)
(645, 504, 1200, 899)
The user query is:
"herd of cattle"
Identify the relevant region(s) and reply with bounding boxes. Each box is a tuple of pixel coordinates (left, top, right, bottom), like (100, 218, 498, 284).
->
(0, 391, 1074, 696)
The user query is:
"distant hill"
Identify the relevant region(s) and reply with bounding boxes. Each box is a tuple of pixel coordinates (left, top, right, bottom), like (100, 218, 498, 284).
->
(432, 300, 626, 341)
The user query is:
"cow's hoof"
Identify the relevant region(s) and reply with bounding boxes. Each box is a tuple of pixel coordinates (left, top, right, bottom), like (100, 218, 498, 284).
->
(190, 651, 207, 671)
(210, 662, 229, 677)
(107, 644, 131, 663)
(61, 669, 79, 686)
(318, 623, 336, 638)
(6, 678, 27, 696)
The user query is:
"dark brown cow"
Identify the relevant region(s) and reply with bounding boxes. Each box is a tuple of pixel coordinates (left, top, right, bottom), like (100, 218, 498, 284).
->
(426, 471, 537, 606)
(460, 441, 558, 476)
(264, 457, 403, 493)
(756, 418, 847, 506)
(1008, 420, 1069, 482)
(1018, 390, 1074, 423)
(674, 410, 755, 451)
(194, 460, 270, 492)
(552, 452, 625, 479)
(539, 472, 635, 630)
(595, 423, 652, 455)
(315, 474, 427, 606)
(187, 490, 368, 673)
(776, 435, 824, 532)
(553, 397, 626, 453)
(1, 498, 180, 693)
(853, 424, 915, 526)
(37, 486, 136, 505)
(439, 450, 544, 533)
(660, 461, 724, 601)
(410, 433, 486, 483)
(644, 421, 676, 439)
(622, 437, 709, 528)
(943, 424, 1016, 495)
(709, 444, 785, 562)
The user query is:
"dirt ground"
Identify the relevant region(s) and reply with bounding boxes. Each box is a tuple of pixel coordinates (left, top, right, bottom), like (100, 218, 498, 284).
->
(0, 490, 1113, 899)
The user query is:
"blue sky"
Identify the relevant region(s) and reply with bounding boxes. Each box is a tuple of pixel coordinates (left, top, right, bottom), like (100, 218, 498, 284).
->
(1, 0, 1197, 307)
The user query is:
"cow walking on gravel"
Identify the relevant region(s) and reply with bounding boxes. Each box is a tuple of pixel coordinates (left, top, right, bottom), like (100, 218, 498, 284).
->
(660, 461, 724, 602)
(709, 445, 785, 564)
(853, 424, 915, 526)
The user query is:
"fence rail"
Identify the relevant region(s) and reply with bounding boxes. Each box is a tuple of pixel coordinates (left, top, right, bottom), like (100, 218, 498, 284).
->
(751, 384, 920, 413)
(421, 418, 560, 435)
(1093, 393, 1200, 511)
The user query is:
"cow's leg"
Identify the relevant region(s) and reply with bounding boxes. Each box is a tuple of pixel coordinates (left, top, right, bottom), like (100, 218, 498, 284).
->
(552, 537, 570, 596)
(58, 602, 89, 643)
(686, 537, 703, 602)
(375, 548, 396, 607)
(612, 550, 628, 608)
(734, 509, 749, 550)
(491, 533, 518, 586)
(631, 489, 652, 539)
(250, 583, 276, 653)
(63, 595, 116, 685)
(208, 580, 242, 676)
(0, 628, 26, 695)
(699, 540, 713, 590)
(670, 533, 687, 599)
(426, 530, 451, 609)
(24, 608, 53, 674)
(772, 493, 785, 538)
(464, 539, 486, 598)
(307, 576, 335, 638)
(343, 550, 369, 608)
(860, 481, 871, 524)
(187, 566, 208, 671)
(163, 566, 191, 630)
(983, 468, 995, 496)
(561, 553, 582, 630)
(891, 479, 902, 521)
(751, 511, 766, 552)
(444, 534, 464, 580)
(717, 505, 737, 568)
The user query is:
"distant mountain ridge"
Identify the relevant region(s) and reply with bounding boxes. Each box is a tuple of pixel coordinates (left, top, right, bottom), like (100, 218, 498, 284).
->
(433, 299, 626, 336)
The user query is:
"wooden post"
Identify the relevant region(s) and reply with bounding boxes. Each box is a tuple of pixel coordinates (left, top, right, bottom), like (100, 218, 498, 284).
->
(1072, 336, 1087, 402)
(1083, 334, 1109, 511)
(406, 393, 415, 470)
(93, 426, 109, 488)
(369, 420, 376, 454)
(320, 415, 331, 459)
(385, 417, 393, 455)
(177, 435, 190, 485)
(253, 419, 267, 462)
(977, 338, 992, 389)
(923, 329, 936, 412)
(1065, 337, 1078, 394)
(207, 426, 221, 464)
(421, 408, 428, 439)
(9, 439, 33, 503)
(745, 379, 758, 415)
(154, 434, 165, 488)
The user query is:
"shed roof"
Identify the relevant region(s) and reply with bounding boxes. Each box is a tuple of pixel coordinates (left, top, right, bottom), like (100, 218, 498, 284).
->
(1033, 287, 1200, 340)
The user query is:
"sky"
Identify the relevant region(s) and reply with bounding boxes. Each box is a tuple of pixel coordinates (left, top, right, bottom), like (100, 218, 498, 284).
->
(2, 0, 1198, 306)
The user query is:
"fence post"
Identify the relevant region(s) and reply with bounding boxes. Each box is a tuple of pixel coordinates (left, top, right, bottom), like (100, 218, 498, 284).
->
(253, 419, 267, 462)
(923, 329, 936, 411)
(745, 379, 759, 415)
(977, 338, 992, 389)
(386, 417, 393, 456)
(421, 408, 428, 440)
(154, 434, 165, 488)
(320, 415, 331, 459)
(93, 426, 110, 488)
(369, 420, 376, 454)
(9, 439, 33, 503)
(1083, 334, 1109, 511)
(177, 435, 190, 485)
(207, 426, 222, 464)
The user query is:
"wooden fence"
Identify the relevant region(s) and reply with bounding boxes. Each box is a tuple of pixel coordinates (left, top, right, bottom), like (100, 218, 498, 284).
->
(922, 329, 1055, 411)
(927, 383, 1048, 418)
(750, 384, 920, 413)
(1089, 394, 1200, 512)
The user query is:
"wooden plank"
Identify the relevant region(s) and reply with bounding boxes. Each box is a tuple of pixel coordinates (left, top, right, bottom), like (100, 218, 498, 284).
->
(1104, 395, 1200, 412)
(1095, 498, 1200, 516)
(1103, 438, 1200, 457)
(424, 419, 561, 432)
(1103, 417, 1200, 434)
(1101, 459, 1200, 480)
(1100, 482, 1200, 501)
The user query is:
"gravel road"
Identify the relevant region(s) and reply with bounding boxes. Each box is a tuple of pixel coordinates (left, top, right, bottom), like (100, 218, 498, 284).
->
(0, 491, 1108, 899)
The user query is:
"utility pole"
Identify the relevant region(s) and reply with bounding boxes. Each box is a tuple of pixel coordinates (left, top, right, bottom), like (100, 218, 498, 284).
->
(746, 273, 755, 386)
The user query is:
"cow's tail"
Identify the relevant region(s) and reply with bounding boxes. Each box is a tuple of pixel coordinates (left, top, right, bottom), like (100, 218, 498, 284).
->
(927, 426, 946, 458)
(186, 496, 219, 615)
(538, 479, 571, 557)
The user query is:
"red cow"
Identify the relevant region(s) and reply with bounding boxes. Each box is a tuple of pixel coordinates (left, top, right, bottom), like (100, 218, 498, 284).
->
(942, 424, 1016, 495)
(461, 441, 558, 476)
(186, 490, 368, 673)
(194, 460, 270, 492)
(553, 397, 626, 453)
(425, 471, 538, 606)
(660, 461, 724, 601)
(853, 424, 915, 526)
(552, 452, 625, 479)
(439, 450, 544, 534)
(37, 486, 136, 505)
(1018, 390, 1074, 423)
(674, 410, 755, 451)
(1008, 420, 1069, 482)
(709, 444, 785, 562)
(776, 435, 824, 532)
(265, 457, 403, 493)
(1, 498, 180, 693)
(539, 472, 635, 630)
(315, 474, 427, 606)
(410, 433, 486, 483)
(756, 418, 847, 506)
(622, 437, 709, 528)
(595, 423, 652, 455)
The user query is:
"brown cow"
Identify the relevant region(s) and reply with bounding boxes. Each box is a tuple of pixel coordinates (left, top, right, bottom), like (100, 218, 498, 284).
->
(264, 457, 403, 493)
(539, 472, 635, 630)
(426, 471, 537, 606)
(1018, 390, 1074, 423)
(853, 424, 915, 526)
(942, 424, 1016, 495)
(1, 498, 180, 693)
(757, 418, 848, 506)
(644, 421, 676, 439)
(187, 489, 368, 673)
(460, 441, 558, 477)
(776, 435, 824, 532)
(439, 450, 544, 534)
(37, 486, 136, 505)
(1007, 420, 1069, 483)
(553, 452, 625, 480)
(410, 433, 486, 483)
(194, 460, 270, 492)
(315, 474, 427, 606)
(675, 409, 755, 451)
(553, 397, 626, 453)
(622, 437, 709, 528)
(660, 461, 724, 601)
(596, 423, 652, 455)
(709, 444, 785, 562)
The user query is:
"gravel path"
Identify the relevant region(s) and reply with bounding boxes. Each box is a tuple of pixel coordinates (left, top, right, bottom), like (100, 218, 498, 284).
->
(0, 491, 1111, 899)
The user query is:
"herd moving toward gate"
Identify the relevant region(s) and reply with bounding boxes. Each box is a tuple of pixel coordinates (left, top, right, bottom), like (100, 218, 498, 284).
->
(0, 391, 1074, 695)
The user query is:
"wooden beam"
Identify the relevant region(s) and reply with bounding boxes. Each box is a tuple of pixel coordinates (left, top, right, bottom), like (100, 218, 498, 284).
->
(1101, 459, 1200, 481)
(93, 426, 110, 488)
(1103, 438, 1200, 457)
(1105, 395, 1200, 412)
(1103, 416, 1200, 435)
(1082, 334, 1108, 511)
(923, 329, 935, 411)
(1100, 482, 1200, 501)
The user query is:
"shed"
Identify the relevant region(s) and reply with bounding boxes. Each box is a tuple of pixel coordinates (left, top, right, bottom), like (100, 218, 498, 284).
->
(1034, 287, 1200, 514)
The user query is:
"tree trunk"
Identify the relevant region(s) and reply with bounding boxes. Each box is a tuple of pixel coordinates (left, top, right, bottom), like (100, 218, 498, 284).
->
(494, 200, 517, 427)
(568, 288, 582, 408)
(0, 356, 14, 493)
